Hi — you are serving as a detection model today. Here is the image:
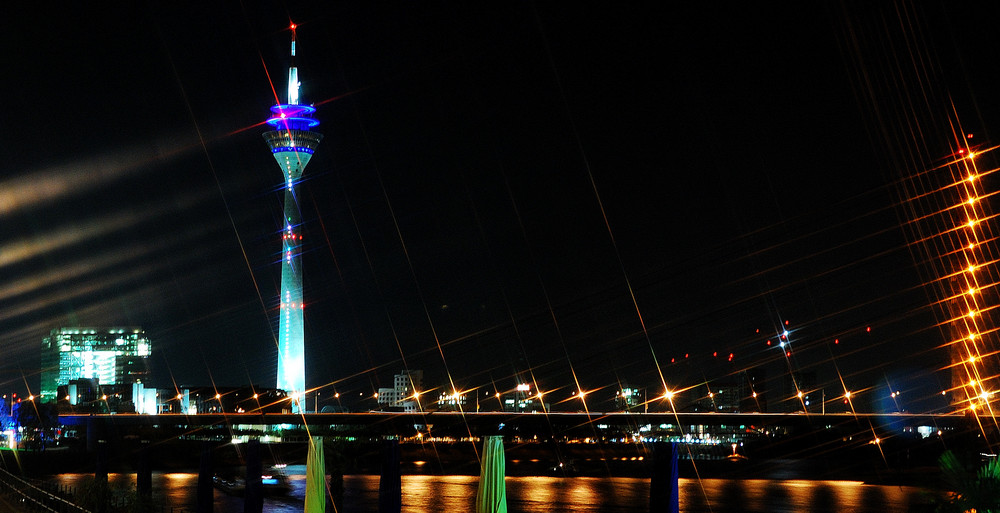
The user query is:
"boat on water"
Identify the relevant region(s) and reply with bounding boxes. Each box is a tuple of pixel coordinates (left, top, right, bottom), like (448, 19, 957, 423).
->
(726, 443, 749, 462)
(213, 464, 292, 496)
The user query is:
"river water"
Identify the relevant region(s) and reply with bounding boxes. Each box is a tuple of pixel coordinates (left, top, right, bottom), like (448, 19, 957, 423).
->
(49, 467, 934, 512)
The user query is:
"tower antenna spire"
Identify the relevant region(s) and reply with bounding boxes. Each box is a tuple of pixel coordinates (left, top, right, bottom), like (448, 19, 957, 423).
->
(287, 22, 299, 105)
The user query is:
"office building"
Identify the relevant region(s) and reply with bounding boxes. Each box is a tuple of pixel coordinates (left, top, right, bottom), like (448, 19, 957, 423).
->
(378, 370, 423, 412)
(40, 327, 151, 402)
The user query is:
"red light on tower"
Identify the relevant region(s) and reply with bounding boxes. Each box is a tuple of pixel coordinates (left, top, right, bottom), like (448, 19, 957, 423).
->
(866, 326, 871, 333)
(290, 23, 297, 30)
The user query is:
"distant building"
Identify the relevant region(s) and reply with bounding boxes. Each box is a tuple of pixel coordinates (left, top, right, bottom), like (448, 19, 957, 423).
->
(783, 371, 818, 413)
(740, 367, 767, 412)
(615, 387, 646, 412)
(56, 382, 286, 415)
(436, 390, 468, 411)
(503, 383, 547, 413)
(702, 382, 739, 412)
(378, 370, 423, 412)
(695, 368, 767, 413)
(40, 327, 151, 402)
(58, 379, 151, 414)
(185, 387, 288, 414)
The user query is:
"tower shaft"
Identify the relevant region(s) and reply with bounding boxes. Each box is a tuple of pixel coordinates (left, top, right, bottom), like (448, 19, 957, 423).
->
(277, 162, 305, 405)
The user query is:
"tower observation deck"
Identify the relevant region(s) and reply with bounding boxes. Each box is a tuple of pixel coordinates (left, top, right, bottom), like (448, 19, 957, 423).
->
(263, 24, 322, 413)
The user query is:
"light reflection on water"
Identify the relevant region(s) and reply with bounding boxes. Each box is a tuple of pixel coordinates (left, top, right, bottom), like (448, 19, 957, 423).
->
(50, 469, 929, 512)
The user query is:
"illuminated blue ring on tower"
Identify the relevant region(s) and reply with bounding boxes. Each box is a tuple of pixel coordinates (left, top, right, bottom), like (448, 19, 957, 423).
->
(271, 146, 316, 154)
(270, 104, 316, 116)
(267, 104, 320, 130)
(266, 117, 321, 129)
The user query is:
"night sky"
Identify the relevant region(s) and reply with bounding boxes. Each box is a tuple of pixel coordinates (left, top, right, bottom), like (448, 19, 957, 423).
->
(4, 2, 1000, 412)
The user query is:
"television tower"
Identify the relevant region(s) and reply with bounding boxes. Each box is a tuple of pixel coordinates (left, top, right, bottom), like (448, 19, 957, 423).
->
(263, 23, 322, 413)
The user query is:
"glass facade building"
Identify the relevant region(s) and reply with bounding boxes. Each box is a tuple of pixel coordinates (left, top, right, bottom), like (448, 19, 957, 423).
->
(40, 327, 151, 401)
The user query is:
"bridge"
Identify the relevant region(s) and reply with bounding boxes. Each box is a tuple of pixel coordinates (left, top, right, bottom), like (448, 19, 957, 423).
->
(58, 411, 974, 438)
(24, 411, 984, 481)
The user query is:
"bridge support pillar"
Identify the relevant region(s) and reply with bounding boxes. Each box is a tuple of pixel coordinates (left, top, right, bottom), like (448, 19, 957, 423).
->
(650, 442, 679, 513)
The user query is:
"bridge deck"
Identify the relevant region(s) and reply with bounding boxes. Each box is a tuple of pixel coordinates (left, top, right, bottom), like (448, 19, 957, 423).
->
(59, 411, 971, 433)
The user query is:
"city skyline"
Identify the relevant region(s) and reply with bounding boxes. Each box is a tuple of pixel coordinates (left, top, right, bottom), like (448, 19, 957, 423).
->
(4, 3, 1000, 413)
